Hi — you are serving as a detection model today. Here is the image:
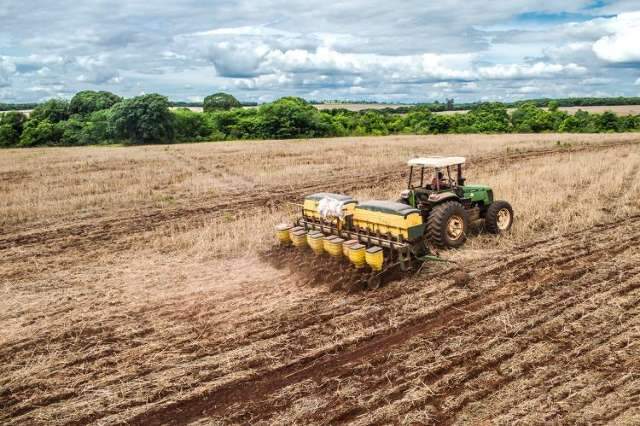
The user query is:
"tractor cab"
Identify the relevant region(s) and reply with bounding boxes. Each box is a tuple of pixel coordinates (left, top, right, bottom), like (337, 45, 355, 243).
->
(400, 156, 467, 207)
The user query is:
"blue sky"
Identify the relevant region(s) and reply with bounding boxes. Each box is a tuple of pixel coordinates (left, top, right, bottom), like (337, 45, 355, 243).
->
(0, 0, 639, 103)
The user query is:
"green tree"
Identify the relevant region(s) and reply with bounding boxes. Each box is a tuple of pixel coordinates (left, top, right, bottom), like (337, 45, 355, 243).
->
(0, 124, 19, 147)
(19, 120, 63, 146)
(0, 111, 27, 132)
(469, 103, 510, 132)
(173, 108, 214, 141)
(30, 99, 70, 123)
(448, 111, 476, 133)
(434, 114, 456, 134)
(354, 111, 390, 136)
(68, 91, 121, 116)
(203, 92, 241, 112)
(617, 115, 640, 131)
(109, 94, 175, 144)
(0, 111, 27, 146)
(258, 97, 331, 139)
(56, 118, 86, 145)
(558, 110, 597, 133)
(400, 109, 433, 134)
(458, 103, 510, 133)
(596, 111, 619, 132)
(322, 109, 358, 136)
(78, 109, 115, 144)
(208, 108, 261, 139)
(511, 102, 557, 132)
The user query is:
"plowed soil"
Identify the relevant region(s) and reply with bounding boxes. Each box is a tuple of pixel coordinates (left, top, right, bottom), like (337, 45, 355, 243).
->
(1, 134, 640, 425)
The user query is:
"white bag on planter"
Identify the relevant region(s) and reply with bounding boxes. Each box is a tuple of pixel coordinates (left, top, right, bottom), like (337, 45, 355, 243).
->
(318, 197, 345, 219)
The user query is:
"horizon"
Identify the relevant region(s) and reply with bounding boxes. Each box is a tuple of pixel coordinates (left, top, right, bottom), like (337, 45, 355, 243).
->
(1, 1, 639, 104)
(4, 94, 640, 108)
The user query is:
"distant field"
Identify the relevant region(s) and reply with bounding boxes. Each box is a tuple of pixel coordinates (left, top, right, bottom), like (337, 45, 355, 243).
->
(315, 103, 414, 111)
(559, 105, 640, 115)
(171, 104, 640, 115)
(437, 105, 640, 116)
(171, 106, 204, 112)
(317, 104, 640, 115)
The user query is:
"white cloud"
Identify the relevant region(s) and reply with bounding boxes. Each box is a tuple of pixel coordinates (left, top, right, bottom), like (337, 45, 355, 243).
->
(518, 86, 538, 93)
(458, 82, 478, 92)
(581, 77, 614, 85)
(161, 51, 187, 60)
(478, 62, 587, 79)
(592, 11, 640, 63)
(0, 1, 638, 102)
(635, 77, 640, 85)
(75, 54, 121, 84)
(234, 72, 293, 90)
(193, 32, 478, 82)
(0, 56, 16, 87)
(543, 42, 593, 62)
(180, 28, 587, 91)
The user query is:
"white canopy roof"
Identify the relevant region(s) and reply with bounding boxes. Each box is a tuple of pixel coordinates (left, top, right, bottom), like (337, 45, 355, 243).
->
(407, 156, 466, 168)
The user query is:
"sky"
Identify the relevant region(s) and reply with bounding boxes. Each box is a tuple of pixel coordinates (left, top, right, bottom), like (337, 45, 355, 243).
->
(0, 0, 639, 103)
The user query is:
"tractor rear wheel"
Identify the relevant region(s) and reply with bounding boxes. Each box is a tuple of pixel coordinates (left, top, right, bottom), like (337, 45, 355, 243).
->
(485, 200, 514, 234)
(427, 201, 469, 249)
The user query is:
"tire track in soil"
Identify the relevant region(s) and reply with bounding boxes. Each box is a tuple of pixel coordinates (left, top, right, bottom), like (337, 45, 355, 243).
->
(593, 379, 640, 424)
(487, 307, 640, 425)
(242, 227, 640, 424)
(247, 247, 640, 423)
(1, 140, 637, 267)
(3, 220, 636, 426)
(425, 280, 640, 424)
(126, 214, 640, 426)
(324, 266, 640, 424)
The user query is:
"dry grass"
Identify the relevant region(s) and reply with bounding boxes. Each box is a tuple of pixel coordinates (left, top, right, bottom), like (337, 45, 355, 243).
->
(2, 133, 640, 424)
(1, 133, 638, 230)
(152, 140, 640, 259)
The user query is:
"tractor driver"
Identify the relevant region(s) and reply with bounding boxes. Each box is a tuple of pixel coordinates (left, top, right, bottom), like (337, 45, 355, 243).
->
(431, 171, 449, 189)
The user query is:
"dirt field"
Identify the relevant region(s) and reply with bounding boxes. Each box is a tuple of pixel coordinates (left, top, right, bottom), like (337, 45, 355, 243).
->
(315, 103, 415, 111)
(2, 133, 640, 424)
(315, 104, 640, 115)
(437, 105, 640, 116)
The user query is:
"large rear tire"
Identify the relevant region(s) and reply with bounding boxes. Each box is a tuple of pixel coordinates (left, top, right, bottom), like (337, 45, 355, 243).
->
(427, 201, 469, 249)
(485, 200, 514, 234)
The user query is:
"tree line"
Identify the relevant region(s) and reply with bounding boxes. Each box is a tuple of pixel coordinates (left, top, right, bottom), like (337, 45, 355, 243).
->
(1, 92, 639, 148)
(3, 95, 640, 114)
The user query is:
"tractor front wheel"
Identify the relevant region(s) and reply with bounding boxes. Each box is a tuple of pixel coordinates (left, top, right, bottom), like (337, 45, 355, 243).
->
(427, 201, 469, 249)
(485, 200, 514, 234)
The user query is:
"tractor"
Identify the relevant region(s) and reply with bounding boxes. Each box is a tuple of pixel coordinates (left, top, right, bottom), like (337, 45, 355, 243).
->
(398, 156, 513, 248)
(274, 155, 514, 289)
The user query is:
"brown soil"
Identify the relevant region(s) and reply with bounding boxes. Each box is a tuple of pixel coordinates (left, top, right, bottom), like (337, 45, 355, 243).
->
(2, 135, 640, 425)
(2, 137, 635, 279)
(130, 215, 640, 425)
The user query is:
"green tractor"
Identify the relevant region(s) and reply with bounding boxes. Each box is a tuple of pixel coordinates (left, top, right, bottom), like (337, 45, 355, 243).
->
(275, 156, 514, 288)
(398, 156, 513, 248)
